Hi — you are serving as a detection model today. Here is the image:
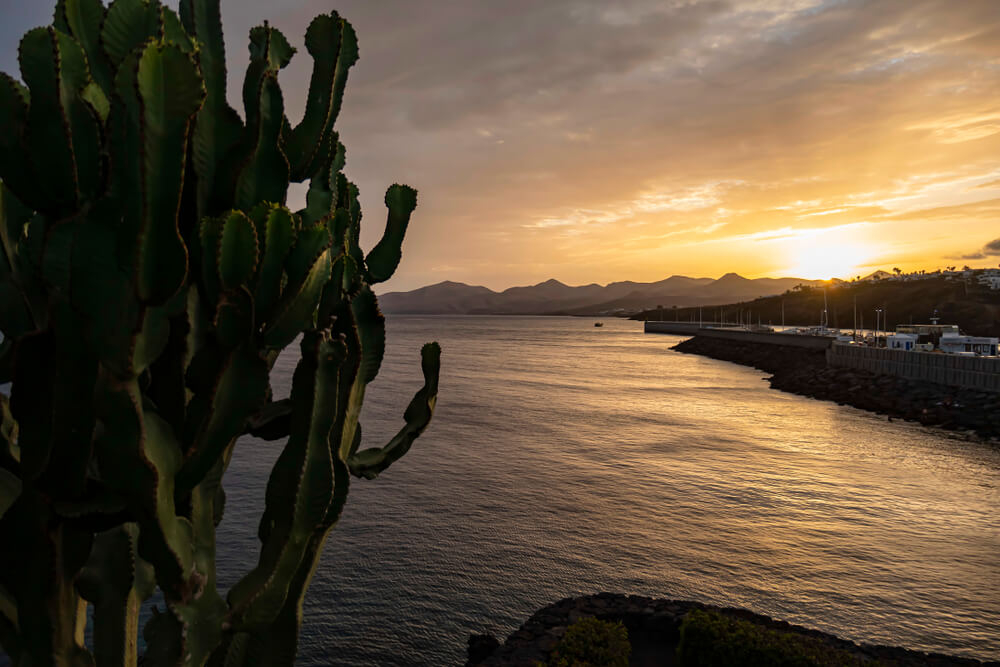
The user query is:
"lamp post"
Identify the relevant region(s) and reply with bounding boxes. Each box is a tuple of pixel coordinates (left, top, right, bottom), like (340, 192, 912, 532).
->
(875, 308, 883, 347)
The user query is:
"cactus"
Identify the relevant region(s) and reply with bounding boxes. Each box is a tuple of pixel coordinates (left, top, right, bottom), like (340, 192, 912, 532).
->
(0, 1, 440, 664)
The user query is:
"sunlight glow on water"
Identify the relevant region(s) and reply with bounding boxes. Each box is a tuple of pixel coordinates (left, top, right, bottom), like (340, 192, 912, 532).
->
(214, 316, 999, 665)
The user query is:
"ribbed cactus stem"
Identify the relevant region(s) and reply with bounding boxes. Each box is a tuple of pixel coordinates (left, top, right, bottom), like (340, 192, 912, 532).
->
(0, 0, 440, 664)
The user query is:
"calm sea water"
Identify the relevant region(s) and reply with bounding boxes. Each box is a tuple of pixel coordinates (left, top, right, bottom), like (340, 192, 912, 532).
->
(3, 316, 998, 666)
(215, 316, 1000, 665)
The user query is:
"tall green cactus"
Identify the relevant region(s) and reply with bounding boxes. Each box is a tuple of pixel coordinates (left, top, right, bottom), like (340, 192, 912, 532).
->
(0, 1, 440, 665)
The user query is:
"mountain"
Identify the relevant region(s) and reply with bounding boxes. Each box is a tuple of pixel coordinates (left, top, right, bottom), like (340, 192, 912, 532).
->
(377, 274, 822, 315)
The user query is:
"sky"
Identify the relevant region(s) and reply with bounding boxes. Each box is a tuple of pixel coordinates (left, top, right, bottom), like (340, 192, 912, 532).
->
(1, 0, 999, 291)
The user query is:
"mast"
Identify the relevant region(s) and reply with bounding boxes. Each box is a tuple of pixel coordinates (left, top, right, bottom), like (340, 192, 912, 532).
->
(853, 295, 857, 340)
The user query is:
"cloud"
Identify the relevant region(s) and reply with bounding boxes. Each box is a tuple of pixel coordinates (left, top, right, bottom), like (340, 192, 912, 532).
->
(958, 238, 1000, 261)
(3, 0, 999, 289)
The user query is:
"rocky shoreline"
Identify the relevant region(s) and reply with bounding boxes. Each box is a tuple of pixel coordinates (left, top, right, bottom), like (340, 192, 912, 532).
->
(467, 593, 998, 666)
(671, 336, 1000, 442)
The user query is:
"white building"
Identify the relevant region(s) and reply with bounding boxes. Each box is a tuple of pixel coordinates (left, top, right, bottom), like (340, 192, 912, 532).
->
(939, 333, 998, 356)
(887, 333, 919, 351)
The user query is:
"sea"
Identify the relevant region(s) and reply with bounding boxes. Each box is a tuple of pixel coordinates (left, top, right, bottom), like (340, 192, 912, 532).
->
(5, 316, 1000, 665)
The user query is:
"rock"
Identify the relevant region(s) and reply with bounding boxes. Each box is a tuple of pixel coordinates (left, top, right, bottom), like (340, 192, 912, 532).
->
(470, 594, 997, 666)
(466, 634, 500, 666)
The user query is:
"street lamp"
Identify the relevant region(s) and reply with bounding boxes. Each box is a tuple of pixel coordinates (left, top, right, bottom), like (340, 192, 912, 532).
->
(875, 308, 883, 346)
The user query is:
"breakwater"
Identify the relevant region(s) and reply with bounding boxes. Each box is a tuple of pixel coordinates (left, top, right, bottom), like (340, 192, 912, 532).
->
(467, 594, 997, 666)
(672, 336, 1000, 440)
(645, 321, 833, 349)
(829, 344, 1000, 393)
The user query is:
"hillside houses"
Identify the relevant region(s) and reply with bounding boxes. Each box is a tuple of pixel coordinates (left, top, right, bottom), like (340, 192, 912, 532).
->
(977, 269, 1000, 290)
(845, 267, 999, 290)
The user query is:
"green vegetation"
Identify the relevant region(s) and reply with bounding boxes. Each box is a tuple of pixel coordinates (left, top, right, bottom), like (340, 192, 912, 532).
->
(542, 617, 631, 667)
(677, 609, 874, 666)
(0, 1, 439, 664)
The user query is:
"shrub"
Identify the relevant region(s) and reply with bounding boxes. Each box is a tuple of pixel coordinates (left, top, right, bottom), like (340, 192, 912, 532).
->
(677, 609, 873, 667)
(543, 617, 631, 667)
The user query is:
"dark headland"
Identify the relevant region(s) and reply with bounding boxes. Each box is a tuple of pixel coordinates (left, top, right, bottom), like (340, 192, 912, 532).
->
(467, 594, 999, 666)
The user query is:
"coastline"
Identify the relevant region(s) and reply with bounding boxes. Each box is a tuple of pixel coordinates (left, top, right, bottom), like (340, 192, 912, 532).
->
(670, 335, 1000, 443)
(468, 593, 1000, 666)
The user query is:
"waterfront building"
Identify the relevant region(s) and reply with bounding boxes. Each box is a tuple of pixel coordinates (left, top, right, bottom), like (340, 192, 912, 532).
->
(886, 333, 919, 351)
(938, 333, 999, 356)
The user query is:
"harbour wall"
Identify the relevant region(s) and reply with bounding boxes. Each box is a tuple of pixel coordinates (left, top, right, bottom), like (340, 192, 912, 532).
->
(827, 344, 1000, 393)
(646, 322, 1000, 393)
(670, 336, 1000, 439)
(644, 321, 833, 350)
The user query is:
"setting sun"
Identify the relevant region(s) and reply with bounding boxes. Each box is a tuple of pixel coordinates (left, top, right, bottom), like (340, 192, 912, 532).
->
(782, 236, 874, 281)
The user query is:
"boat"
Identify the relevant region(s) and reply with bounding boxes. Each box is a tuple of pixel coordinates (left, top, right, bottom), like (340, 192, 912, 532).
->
(594, 322, 603, 327)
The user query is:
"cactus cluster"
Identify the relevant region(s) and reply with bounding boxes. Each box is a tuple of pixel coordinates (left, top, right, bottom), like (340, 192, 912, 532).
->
(0, 1, 440, 665)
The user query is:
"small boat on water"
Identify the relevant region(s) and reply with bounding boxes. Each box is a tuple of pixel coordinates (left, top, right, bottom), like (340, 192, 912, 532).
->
(594, 322, 603, 327)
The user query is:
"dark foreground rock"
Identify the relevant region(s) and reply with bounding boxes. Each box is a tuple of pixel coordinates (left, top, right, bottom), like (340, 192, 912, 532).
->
(672, 336, 1000, 441)
(468, 593, 999, 666)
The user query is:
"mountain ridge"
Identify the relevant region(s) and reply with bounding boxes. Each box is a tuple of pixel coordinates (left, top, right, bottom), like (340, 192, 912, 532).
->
(378, 274, 825, 315)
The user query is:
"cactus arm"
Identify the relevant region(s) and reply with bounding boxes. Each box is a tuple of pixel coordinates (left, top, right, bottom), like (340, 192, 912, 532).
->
(329, 283, 384, 463)
(173, 457, 229, 665)
(178, 0, 244, 219)
(162, 8, 196, 54)
(147, 290, 200, 428)
(290, 18, 357, 183)
(196, 216, 225, 308)
(262, 244, 333, 350)
(285, 14, 350, 182)
(252, 206, 296, 321)
(176, 345, 269, 495)
(9, 332, 56, 482)
(352, 287, 386, 384)
(218, 211, 260, 291)
(233, 456, 349, 666)
(0, 467, 20, 522)
(9, 307, 98, 499)
(298, 137, 340, 227)
(226, 332, 344, 630)
(234, 72, 290, 211)
(76, 525, 141, 667)
(142, 606, 185, 667)
(94, 379, 196, 601)
(248, 24, 296, 73)
(246, 398, 292, 441)
(19, 27, 104, 216)
(0, 75, 41, 213)
(365, 185, 418, 284)
(101, 0, 163, 69)
(0, 489, 95, 667)
(0, 395, 18, 474)
(348, 342, 440, 479)
(55, 0, 114, 95)
(131, 41, 205, 305)
(0, 183, 39, 342)
(239, 25, 290, 131)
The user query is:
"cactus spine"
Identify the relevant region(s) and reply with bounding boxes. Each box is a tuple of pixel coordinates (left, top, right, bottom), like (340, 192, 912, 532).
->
(0, 1, 440, 664)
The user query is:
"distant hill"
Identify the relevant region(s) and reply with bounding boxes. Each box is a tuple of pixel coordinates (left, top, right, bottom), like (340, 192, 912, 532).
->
(633, 276, 1000, 337)
(378, 274, 823, 315)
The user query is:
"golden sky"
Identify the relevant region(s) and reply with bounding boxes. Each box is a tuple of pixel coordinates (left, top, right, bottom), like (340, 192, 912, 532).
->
(3, 0, 999, 290)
